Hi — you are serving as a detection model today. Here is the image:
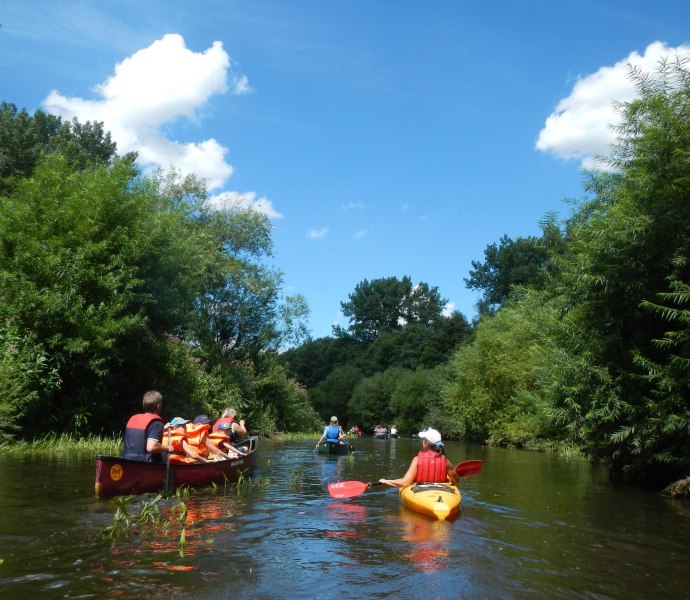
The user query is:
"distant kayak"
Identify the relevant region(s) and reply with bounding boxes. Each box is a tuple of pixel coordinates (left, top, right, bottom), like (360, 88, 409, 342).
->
(317, 440, 353, 455)
(399, 482, 461, 521)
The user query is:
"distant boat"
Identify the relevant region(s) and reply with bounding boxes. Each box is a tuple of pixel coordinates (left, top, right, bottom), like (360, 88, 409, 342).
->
(317, 440, 354, 455)
(95, 437, 258, 497)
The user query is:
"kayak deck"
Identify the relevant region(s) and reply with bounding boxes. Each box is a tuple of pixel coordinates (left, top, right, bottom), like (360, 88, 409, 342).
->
(399, 482, 461, 521)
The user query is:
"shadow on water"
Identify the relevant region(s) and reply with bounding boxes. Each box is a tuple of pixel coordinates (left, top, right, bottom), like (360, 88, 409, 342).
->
(0, 438, 689, 599)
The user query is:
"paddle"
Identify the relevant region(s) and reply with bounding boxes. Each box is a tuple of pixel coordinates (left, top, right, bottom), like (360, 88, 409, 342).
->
(164, 428, 172, 493)
(328, 460, 483, 499)
(455, 459, 483, 477)
(328, 480, 385, 499)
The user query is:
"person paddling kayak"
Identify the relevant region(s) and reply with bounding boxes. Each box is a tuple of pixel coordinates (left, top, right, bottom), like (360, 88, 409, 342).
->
(378, 428, 458, 488)
(315, 416, 345, 452)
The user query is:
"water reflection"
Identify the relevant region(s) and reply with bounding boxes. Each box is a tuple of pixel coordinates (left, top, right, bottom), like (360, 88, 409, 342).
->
(317, 455, 347, 487)
(396, 508, 453, 573)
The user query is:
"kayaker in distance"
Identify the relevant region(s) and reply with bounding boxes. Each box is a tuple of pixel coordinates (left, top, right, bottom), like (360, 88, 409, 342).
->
(378, 428, 459, 488)
(122, 390, 168, 462)
(315, 416, 345, 452)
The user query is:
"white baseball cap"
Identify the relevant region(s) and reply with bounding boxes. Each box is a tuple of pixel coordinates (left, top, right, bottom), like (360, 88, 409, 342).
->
(418, 427, 442, 445)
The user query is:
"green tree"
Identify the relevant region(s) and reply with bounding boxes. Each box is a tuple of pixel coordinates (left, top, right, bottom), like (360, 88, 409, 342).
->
(277, 294, 311, 351)
(0, 156, 216, 433)
(309, 364, 365, 423)
(389, 366, 449, 435)
(465, 227, 561, 315)
(0, 103, 118, 194)
(336, 276, 447, 342)
(550, 57, 690, 484)
(360, 312, 472, 374)
(279, 336, 363, 389)
(347, 367, 406, 430)
(442, 293, 557, 446)
(0, 318, 60, 441)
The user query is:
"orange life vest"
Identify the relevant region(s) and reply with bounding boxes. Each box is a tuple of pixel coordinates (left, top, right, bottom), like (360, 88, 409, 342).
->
(184, 423, 211, 457)
(207, 430, 231, 451)
(416, 450, 448, 483)
(164, 425, 193, 463)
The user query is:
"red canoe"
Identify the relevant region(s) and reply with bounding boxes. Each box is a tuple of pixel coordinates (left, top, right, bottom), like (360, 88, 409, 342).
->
(95, 437, 259, 497)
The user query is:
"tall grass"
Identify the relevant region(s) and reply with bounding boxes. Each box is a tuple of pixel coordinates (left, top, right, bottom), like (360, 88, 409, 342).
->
(266, 431, 322, 440)
(0, 433, 123, 455)
(0, 431, 326, 454)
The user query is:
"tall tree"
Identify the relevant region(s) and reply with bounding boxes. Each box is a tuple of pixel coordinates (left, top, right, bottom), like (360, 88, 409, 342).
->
(551, 57, 690, 485)
(336, 276, 447, 342)
(465, 227, 561, 315)
(0, 103, 118, 194)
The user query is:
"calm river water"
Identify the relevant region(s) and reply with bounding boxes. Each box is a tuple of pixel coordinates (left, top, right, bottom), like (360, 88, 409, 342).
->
(0, 437, 688, 599)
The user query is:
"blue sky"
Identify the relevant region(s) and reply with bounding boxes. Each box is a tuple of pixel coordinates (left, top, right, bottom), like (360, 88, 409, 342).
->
(2, 1, 690, 340)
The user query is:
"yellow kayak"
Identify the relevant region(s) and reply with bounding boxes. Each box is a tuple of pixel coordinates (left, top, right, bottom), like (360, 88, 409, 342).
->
(399, 482, 461, 521)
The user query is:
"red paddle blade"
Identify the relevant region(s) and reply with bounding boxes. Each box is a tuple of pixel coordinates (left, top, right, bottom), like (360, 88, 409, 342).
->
(328, 480, 369, 498)
(455, 459, 483, 477)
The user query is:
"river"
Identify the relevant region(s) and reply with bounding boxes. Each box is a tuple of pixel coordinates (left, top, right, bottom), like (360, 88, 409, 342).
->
(0, 437, 688, 599)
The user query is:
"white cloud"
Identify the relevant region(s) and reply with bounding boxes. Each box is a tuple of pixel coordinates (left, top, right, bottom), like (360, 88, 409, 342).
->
(401, 203, 409, 211)
(354, 229, 366, 239)
(342, 201, 365, 210)
(307, 228, 329, 239)
(536, 42, 690, 169)
(232, 74, 253, 95)
(442, 302, 455, 317)
(207, 191, 284, 219)
(43, 33, 244, 190)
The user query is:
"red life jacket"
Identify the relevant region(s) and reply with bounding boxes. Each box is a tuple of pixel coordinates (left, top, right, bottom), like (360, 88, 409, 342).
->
(416, 450, 448, 483)
(212, 416, 235, 433)
(123, 413, 163, 462)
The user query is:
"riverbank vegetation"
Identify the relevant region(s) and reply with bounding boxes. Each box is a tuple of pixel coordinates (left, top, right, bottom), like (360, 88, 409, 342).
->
(2, 60, 689, 489)
(0, 102, 320, 444)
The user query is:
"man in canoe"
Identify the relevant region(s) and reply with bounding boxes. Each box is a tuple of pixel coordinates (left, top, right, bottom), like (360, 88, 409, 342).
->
(378, 428, 459, 488)
(122, 390, 167, 462)
(315, 415, 345, 451)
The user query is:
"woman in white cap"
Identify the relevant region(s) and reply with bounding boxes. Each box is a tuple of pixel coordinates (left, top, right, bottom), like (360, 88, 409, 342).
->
(379, 428, 458, 488)
(314, 416, 345, 452)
